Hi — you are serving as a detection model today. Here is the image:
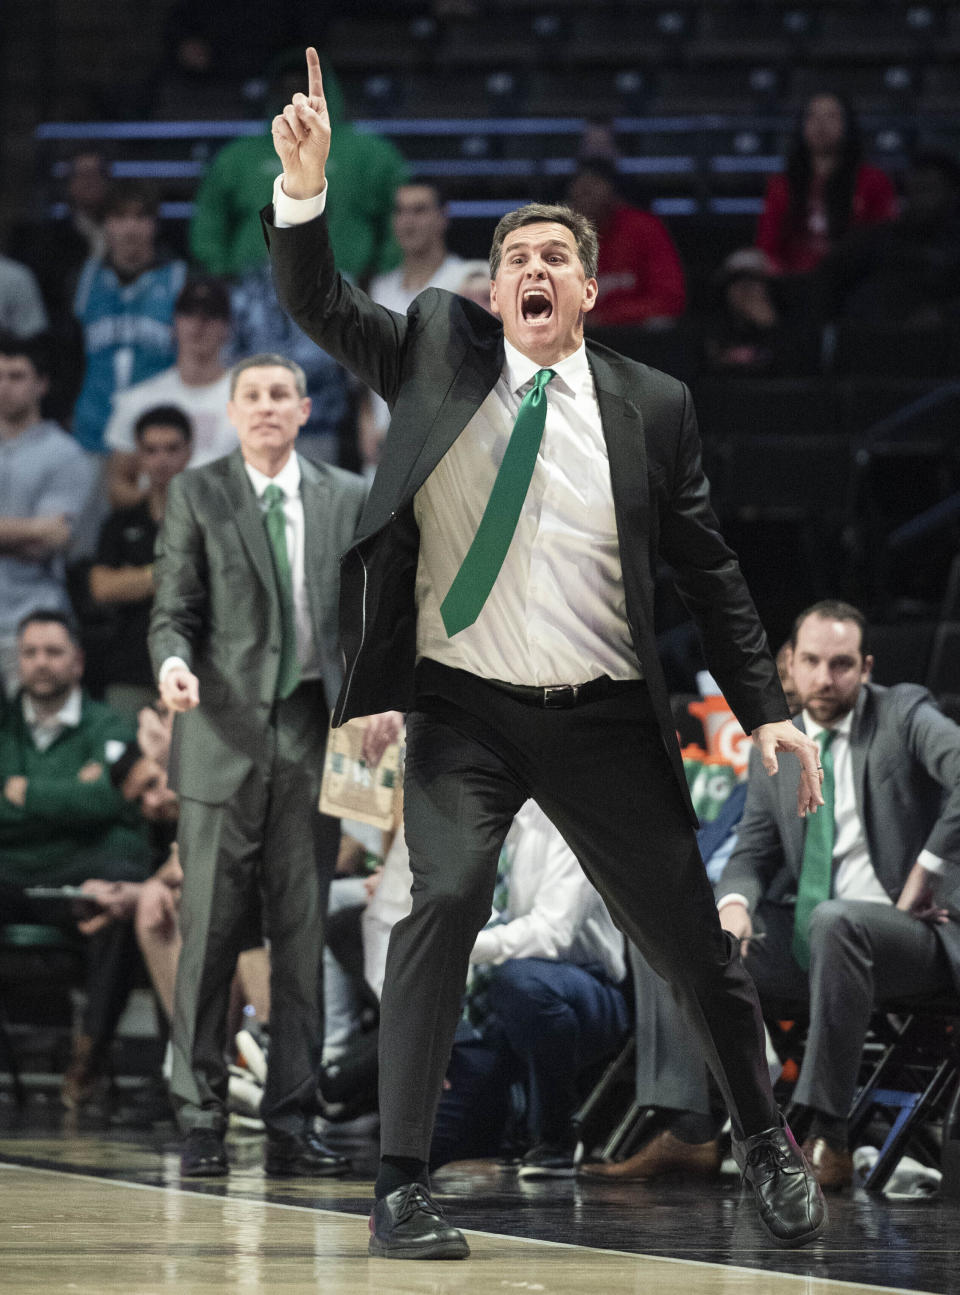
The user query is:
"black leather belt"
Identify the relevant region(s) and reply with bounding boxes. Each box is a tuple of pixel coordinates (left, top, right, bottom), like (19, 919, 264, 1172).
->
(483, 675, 644, 709)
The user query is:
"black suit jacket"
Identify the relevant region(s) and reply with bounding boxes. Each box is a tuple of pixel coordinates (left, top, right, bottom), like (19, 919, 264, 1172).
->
(264, 209, 788, 822)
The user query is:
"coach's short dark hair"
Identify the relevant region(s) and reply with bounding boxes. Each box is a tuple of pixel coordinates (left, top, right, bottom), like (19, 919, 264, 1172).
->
(489, 203, 599, 280)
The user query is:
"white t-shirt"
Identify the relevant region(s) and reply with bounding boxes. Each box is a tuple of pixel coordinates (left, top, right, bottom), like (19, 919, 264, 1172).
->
(366, 255, 466, 435)
(104, 366, 237, 466)
(368, 254, 466, 315)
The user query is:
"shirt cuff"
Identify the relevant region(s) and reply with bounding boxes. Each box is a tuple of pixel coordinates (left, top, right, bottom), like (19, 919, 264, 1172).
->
(917, 849, 947, 876)
(469, 929, 498, 965)
(717, 892, 750, 912)
(273, 175, 327, 227)
(159, 656, 190, 684)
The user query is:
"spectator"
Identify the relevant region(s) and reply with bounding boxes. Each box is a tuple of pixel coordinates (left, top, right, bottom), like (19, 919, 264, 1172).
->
(359, 183, 466, 476)
(90, 406, 193, 723)
(7, 150, 110, 425)
(756, 93, 897, 275)
(73, 183, 187, 456)
(84, 729, 268, 1034)
(370, 183, 465, 310)
(9, 151, 109, 320)
(0, 332, 96, 697)
(0, 611, 153, 1106)
(190, 55, 407, 283)
(432, 801, 628, 1176)
(0, 254, 49, 339)
(586, 601, 960, 1192)
(455, 260, 493, 313)
(105, 276, 234, 508)
(566, 157, 685, 327)
(700, 248, 821, 377)
(318, 798, 630, 1169)
(229, 265, 352, 466)
(818, 151, 960, 327)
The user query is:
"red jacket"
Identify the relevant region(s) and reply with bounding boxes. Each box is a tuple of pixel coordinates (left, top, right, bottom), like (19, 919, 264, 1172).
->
(756, 163, 897, 274)
(590, 203, 686, 326)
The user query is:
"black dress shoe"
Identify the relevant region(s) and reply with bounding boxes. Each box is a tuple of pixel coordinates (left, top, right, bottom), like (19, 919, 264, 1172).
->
(180, 1128, 228, 1178)
(264, 1130, 351, 1177)
(369, 1183, 470, 1259)
(734, 1120, 827, 1248)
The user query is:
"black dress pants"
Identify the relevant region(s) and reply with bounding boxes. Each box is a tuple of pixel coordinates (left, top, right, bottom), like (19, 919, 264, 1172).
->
(377, 663, 778, 1161)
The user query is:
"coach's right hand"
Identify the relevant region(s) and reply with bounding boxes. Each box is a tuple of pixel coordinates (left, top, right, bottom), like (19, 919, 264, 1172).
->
(160, 666, 200, 713)
(271, 45, 330, 200)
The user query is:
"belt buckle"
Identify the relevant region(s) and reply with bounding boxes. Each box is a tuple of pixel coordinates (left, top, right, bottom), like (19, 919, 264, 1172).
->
(543, 684, 578, 708)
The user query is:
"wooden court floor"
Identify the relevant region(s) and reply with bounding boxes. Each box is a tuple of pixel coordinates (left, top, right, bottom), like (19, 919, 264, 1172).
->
(0, 1109, 958, 1295)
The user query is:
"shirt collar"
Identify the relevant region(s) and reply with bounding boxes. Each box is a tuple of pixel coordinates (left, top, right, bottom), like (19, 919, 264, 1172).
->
(22, 686, 83, 731)
(244, 451, 301, 500)
(804, 708, 854, 744)
(503, 337, 590, 398)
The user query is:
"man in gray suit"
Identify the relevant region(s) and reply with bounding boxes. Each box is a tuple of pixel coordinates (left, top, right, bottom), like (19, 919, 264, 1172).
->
(149, 353, 367, 1178)
(585, 600, 960, 1192)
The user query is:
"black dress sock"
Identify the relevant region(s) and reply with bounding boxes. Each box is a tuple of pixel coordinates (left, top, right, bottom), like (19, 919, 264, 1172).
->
(375, 1155, 430, 1200)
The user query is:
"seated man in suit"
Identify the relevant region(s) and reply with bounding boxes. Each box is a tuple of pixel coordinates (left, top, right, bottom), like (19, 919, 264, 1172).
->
(585, 600, 960, 1190)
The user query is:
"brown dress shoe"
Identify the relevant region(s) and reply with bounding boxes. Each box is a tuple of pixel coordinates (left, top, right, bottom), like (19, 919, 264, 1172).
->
(801, 1137, 853, 1192)
(580, 1128, 722, 1180)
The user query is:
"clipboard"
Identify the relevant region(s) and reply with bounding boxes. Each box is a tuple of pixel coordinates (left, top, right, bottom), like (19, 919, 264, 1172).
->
(318, 717, 402, 831)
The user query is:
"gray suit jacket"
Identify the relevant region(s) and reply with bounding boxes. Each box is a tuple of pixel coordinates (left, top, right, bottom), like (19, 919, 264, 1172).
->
(718, 681, 960, 987)
(148, 449, 366, 804)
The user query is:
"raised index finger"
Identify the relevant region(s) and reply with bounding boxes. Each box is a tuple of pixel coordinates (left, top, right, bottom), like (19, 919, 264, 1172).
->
(306, 46, 323, 100)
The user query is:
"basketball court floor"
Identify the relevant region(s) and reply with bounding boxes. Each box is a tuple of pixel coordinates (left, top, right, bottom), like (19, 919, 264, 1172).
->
(1, 1108, 957, 1295)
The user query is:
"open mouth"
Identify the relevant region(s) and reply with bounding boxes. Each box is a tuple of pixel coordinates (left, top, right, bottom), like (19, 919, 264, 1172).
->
(521, 288, 553, 322)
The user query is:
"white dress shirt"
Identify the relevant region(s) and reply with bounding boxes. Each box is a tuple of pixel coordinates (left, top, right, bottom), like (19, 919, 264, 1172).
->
(243, 454, 320, 680)
(469, 800, 626, 982)
(414, 340, 641, 686)
(274, 177, 641, 688)
(804, 710, 891, 905)
(159, 450, 319, 683)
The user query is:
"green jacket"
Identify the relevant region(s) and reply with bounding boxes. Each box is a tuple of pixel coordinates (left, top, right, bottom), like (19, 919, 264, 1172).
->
(189, 61, 408, 281)
(0, 692, 151, 885)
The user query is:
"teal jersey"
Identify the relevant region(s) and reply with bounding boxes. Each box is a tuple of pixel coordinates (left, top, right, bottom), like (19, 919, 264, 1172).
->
(73, 256, 187, 454)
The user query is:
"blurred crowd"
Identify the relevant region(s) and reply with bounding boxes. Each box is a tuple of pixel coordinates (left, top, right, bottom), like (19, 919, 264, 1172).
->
(2, 40, 959, 1194)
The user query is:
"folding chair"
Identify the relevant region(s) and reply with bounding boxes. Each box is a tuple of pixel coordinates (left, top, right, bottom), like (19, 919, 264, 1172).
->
(847, 998, 960, 1195)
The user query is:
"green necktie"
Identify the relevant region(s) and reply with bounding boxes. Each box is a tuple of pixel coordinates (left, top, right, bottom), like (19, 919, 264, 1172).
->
(441, 367, 555, 637)
(792, 729, 837, 969)
(262, 483, 300, 700)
